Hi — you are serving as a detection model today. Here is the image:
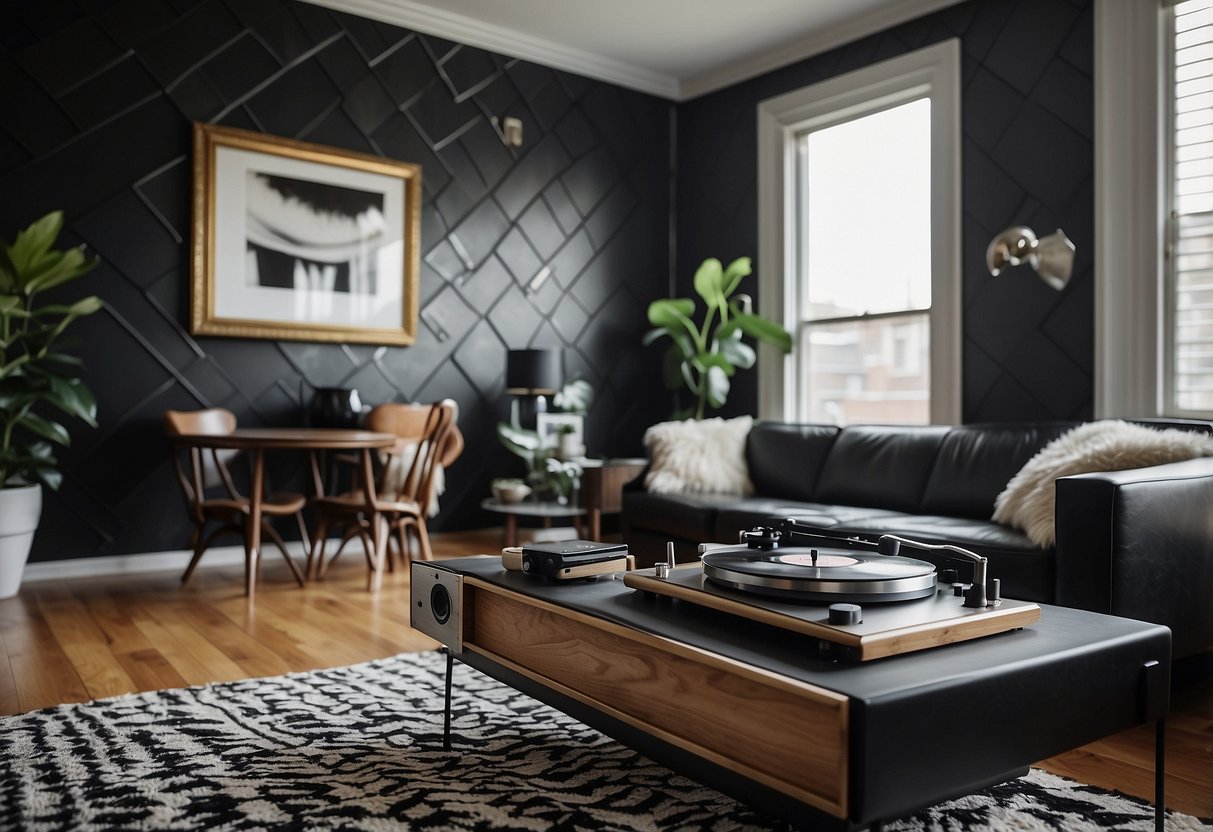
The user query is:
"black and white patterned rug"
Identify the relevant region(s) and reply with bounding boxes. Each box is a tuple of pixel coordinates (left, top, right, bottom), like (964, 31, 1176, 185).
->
(0, 651, 1208, 831)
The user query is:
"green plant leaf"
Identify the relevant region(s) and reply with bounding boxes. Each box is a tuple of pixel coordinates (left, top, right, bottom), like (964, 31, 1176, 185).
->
(642, 327, 667, 346)
(696, 350, 735, 377)
(718, 337, 756, 369)
(721, 257, 752, 297)
(705, 365, 730, 409)
(24, 247, 99, 294)
(5, 211, 63, 280)
(553, 377, 594, 415)
(647, 298, 697, 339)
(496, 421, 542, 468)
(693, 258, 724, 310)
(18, 411, 71, 446)
(43, 375, 97, 424)
(720, 313, 793, 352)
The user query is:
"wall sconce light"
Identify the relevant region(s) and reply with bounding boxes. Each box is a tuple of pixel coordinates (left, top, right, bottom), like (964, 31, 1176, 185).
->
(491, 116, 524, 147)
(985, 226, 1075, 291)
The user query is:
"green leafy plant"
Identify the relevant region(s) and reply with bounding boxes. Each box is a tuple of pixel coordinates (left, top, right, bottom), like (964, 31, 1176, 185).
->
(496, 420, 582, 503)
(553, 376, 593, 415)
(0, 211, 102, 489)
(644, 256, 792, 419)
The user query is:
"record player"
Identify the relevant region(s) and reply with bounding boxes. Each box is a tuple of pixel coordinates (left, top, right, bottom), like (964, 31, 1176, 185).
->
(623, 520, 1040, 661)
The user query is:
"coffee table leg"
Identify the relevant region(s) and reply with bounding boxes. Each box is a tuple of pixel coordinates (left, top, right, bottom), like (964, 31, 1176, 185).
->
(504, 515, 517, 548)
(443, 647, 454, 751)
(1155, 718, 1165, 832)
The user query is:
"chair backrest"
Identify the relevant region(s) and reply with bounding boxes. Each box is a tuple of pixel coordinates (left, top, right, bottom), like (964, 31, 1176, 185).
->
(164, 409, 241, 515)
(368, 400, 456, 513)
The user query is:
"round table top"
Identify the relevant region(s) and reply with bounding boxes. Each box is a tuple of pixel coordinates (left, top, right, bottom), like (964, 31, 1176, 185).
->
(480, 497, 586, 517)
(171, 427, 398, 450)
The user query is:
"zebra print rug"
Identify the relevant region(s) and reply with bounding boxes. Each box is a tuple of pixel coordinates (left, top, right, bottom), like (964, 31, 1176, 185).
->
(0, 651, 1207, 831)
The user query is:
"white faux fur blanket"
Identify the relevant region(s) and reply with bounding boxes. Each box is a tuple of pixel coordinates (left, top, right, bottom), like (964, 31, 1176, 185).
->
(992, 420, 1213, 547)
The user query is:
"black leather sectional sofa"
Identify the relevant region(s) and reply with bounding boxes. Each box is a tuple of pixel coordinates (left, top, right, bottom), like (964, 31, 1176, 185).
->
(622, 420, 1213, 657)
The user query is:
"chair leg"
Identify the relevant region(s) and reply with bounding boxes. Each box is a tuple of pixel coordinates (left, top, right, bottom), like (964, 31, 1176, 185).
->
(294, 510, 311, 556)
(415, 516, 433, 561)
(307, 515, 329, 580)
(181, 524, 208, 586)
(394, 520, 410, 567)
(369, 513, 388, 592)
(264, 522, 305, 587)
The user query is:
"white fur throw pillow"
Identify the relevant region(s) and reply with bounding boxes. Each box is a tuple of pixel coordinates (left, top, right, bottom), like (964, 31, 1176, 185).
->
(644, 416, 755, 495)
(993, 420, 1213, 547)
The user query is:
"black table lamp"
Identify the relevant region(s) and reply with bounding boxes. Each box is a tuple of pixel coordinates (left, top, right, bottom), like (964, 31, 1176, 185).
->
(506, 348, 561, 427)
(507, 349, 561, 395)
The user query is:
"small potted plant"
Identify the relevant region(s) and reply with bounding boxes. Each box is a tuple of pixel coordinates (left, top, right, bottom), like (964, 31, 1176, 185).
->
(555, 422, 583, 461)
(0, 211, 101, 598)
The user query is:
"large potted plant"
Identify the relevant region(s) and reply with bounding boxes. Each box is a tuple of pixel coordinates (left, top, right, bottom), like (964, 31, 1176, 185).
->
(0, 211, 101, 598)
(645, 256, 792, 419)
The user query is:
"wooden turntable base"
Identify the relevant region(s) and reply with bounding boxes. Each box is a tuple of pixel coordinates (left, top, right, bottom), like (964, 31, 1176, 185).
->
(623, 566, 1041, 661)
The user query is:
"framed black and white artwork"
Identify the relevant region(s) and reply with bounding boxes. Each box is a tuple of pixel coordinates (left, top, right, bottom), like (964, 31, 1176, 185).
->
(190, 123, 421, 345)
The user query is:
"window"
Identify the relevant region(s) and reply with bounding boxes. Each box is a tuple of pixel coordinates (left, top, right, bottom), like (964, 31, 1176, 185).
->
(1095, 1, 1213, 419)
(797, 98, 932, 424)
(757, 40, 960, 425)
(1167, 0, 1213, 415)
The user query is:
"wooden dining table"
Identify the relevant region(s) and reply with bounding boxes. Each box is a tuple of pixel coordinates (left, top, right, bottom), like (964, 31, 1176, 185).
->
(169, 428, 398, 598)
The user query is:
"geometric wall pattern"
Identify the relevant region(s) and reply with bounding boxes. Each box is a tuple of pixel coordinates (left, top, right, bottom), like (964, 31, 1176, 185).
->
(0, 0, 673, 561)
(677, 0, 1095, 424)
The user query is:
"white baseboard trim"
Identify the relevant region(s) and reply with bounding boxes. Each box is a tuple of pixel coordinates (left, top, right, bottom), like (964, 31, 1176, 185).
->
(21, 543, 313, 583)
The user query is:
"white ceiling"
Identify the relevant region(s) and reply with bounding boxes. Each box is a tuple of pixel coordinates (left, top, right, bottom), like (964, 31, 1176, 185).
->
(308, 0, 963, 99)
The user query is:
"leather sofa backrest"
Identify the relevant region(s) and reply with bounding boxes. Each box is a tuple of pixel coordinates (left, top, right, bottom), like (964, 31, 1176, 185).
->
(920, 423, 1077, 519)
(815, 425, 950, 512)
(746, 422, 840, 501)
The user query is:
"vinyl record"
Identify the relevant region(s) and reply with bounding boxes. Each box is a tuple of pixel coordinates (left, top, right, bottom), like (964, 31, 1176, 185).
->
(701, 544, 938, 603)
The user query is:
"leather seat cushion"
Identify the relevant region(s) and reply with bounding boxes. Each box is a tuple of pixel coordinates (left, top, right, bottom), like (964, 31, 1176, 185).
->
(622, 490, 730, 540)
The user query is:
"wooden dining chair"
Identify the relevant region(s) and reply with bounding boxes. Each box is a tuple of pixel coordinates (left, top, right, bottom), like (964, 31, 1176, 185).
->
(165, 408, 309, 589)
(307, 400, 457, 587)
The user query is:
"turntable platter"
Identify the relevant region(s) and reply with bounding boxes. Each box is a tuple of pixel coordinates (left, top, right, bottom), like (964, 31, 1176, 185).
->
(701, 545, 937, 603)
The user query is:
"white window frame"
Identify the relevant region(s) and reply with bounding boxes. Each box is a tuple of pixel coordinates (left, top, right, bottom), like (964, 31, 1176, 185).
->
(1094, 1, 1168, 419)
(756, 39, 962, 424)
(1096, 0, 1213, 420)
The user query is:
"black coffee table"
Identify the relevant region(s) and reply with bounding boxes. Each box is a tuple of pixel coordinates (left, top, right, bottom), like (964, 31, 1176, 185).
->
(414, 557, 1171, 831)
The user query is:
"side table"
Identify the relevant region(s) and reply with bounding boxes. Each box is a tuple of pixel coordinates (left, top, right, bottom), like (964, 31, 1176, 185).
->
(480, 498, 587, 547)
(579, 458, 646, 540)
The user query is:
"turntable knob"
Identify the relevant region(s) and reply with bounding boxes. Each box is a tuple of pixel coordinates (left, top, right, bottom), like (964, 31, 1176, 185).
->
(940, 568, 959, 584)
(828, 603, 862, 625)
(952, 582, 966, 597)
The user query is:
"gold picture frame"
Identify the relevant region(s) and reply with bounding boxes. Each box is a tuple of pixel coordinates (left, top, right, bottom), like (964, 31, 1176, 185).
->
(190, 123, 421, 345)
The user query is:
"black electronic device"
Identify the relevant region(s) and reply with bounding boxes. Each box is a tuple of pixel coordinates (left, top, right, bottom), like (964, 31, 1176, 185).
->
(521, 540, 629, 580)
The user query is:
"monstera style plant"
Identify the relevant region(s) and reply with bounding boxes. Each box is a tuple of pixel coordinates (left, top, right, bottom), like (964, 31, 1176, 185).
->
(644, 256, 792, 419)
(0, 210, 101, 598)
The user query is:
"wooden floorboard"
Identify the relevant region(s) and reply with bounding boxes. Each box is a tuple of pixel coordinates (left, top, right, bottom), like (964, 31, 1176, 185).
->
(0, 527, 1208, 820)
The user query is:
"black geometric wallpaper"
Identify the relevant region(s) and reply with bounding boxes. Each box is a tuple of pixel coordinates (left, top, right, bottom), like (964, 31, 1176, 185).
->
(0, 0, 673, 562)
(677, 0, 1095, 424)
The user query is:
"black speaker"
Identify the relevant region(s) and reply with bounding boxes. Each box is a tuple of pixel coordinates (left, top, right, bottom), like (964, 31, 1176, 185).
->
(410, 562, 463, 653)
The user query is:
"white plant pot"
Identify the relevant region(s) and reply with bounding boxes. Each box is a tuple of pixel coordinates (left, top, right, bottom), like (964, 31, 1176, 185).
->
(0, 483, 42, 599)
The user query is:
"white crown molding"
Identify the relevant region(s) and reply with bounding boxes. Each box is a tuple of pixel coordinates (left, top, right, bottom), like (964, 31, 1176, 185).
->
(21, 543, 310, 582)
(304, 0, 963, 102)
(681, 0, 964, 99)
(301, 0, 680, 99)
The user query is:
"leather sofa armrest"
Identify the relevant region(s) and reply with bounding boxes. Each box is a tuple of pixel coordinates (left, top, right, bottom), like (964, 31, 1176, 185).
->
(1054, 457, 1213, 657)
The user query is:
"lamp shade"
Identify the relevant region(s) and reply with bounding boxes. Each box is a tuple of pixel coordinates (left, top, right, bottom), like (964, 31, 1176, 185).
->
(506, 349, 561, 395)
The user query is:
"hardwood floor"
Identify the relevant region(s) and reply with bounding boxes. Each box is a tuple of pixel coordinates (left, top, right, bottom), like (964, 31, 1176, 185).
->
(1, 529, 1209, 819)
